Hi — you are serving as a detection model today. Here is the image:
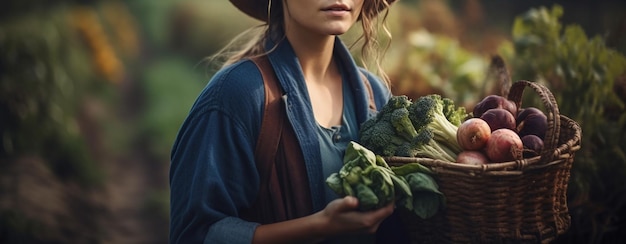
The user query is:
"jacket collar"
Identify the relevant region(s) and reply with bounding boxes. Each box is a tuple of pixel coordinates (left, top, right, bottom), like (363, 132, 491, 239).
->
(265, 36, 372, 124)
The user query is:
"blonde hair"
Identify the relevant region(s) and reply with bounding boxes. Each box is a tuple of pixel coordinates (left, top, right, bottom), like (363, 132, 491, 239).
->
(209, 0, 393, 87)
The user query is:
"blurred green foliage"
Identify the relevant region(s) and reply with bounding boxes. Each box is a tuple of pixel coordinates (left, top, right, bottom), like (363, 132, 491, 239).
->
(138, 57, 206, 160)
(386, 28, 489, 106)
(0, 7, 103, 186)
(127, 0, 260, 161)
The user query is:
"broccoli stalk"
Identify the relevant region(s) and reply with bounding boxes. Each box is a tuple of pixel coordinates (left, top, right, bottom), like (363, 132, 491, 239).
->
(409, 94, 463, 155)
(396, 128, 457, 162)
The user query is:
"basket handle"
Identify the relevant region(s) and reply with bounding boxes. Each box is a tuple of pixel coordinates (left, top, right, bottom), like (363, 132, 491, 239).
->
(507, 80, 561, 163)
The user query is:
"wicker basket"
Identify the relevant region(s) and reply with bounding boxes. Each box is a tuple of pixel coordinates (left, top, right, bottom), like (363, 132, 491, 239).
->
(387, 80, 582, 243)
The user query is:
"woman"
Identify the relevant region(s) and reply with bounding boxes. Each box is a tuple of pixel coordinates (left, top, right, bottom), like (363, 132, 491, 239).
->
(169, 0, 407, 243)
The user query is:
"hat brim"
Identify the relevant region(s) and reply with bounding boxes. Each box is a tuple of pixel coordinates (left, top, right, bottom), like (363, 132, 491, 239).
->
(229, 0, 396, 22)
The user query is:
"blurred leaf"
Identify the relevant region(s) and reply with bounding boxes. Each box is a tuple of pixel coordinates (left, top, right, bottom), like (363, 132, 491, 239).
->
(139, 56, 207, 159)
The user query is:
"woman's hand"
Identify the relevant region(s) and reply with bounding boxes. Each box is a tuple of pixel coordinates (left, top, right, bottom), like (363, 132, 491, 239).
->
(252, 196, 394, 243)
(314, 196, 395, 237)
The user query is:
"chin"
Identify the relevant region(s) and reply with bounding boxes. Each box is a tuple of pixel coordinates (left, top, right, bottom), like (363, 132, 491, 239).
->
(328, 30, 348, 35)
(324, 25, 352, 36)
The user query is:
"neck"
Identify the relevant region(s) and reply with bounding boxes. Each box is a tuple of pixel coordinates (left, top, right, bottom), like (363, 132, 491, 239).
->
(286, 29, 337, 84)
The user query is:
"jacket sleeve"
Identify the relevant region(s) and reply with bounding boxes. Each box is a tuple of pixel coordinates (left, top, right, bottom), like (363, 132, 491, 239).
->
(169, 61, 264, 243)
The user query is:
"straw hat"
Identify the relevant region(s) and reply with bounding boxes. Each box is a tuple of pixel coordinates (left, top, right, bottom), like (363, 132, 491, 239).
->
(229, 0, 397, 22)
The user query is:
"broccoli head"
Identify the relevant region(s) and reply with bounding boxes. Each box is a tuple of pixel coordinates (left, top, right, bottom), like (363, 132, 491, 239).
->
(408, 94, 463, 154)
(359, 119, 405, 156)
(381, 95, 413, 115)
(390, 107, 418, 141)
(359, 95, 419, 156)
(441, 97, 469, 126)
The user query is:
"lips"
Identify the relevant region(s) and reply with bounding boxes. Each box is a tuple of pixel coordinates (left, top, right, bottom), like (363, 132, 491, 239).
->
(321, 4, 351, 12)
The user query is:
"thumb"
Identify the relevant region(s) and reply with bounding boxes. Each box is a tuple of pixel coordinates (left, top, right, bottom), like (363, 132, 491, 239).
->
(336, 196, 359, 212)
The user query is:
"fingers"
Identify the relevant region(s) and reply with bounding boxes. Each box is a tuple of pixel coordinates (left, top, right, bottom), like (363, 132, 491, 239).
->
(322, 197, 395, 235)
(375, 202, 395, 217)
(368, 202, 395, 224)
(351, 198, 394, 222)
(355, 202, 395, 234)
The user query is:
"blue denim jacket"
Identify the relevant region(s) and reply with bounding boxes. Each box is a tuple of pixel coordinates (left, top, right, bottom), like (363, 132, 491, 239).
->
(169, 36, 392, 243)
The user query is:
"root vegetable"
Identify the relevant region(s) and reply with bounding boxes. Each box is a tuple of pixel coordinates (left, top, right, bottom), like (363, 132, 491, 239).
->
(485, 129, 523, 162)
(456, 150, 490, 165)
(473, 95, 517, 118)
(517, 107, 548, 139)
(456, 118, 491, 151)
(480, 108, 517, 132)
(521, 134, 544, 158)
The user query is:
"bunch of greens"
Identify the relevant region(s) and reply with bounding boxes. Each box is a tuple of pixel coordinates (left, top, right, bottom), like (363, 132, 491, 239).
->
(391, 162, 445, 220)
(326, 141, 444, 219)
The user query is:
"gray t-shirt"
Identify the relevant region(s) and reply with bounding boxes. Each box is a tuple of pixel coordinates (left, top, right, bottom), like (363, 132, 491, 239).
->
(316, 74, 359, 204)
(316, 73, 375, 244)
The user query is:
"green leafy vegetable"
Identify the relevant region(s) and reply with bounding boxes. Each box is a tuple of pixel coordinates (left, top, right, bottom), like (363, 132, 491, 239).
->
(327, 141, 402, 211)
(325, 141, 444, 219)
(355, 183, 379, 210)
(404, 172, 445, 219)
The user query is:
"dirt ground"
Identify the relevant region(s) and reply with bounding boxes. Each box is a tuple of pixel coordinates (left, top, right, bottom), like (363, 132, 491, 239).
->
(0, 151, 169, 244)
